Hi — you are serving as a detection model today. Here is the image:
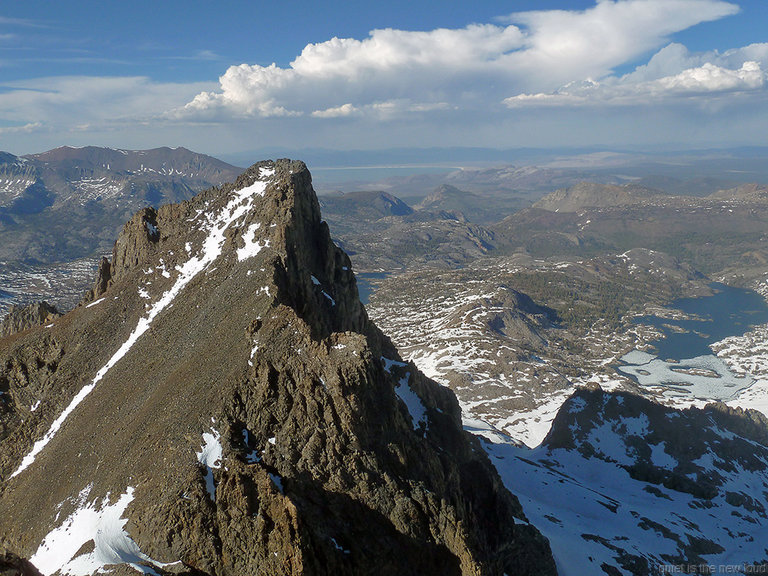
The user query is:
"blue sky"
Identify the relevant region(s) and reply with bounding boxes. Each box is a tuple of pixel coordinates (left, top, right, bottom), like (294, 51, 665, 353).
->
(1, 1, 767, 158)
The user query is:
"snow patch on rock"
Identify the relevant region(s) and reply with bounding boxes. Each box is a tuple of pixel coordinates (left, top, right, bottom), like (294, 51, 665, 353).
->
(31, 486, 176, 576)
(395, 372, 428, 432)
(196, 428, 223, 502)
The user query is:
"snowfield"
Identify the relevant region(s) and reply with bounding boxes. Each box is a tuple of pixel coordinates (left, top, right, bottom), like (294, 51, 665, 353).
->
(31, 486, 178, 576)
(481, 390, 768, 574)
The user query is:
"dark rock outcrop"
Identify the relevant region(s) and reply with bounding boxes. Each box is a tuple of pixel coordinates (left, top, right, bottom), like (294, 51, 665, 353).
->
(0, 302, 61, 338)
(0, 160, 555, 575)
(546, 386, 768, 505)
(86, 257, 112, 301)
(0, 549, 42, 576)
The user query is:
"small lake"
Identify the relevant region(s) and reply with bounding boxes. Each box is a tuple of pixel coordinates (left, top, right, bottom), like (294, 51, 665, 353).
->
(355, 272, 389, 305)
(618, 283, 768, 400)
(634, 283, 768, 359)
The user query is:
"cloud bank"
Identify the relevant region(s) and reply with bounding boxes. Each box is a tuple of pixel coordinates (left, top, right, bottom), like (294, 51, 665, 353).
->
(178, 0, 742, 120)
(0, 76, 213, 130)
(506, 42, 767, 107)
(4, 0, 768, 153)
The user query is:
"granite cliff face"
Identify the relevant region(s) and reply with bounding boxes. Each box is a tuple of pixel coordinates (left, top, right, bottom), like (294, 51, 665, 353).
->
(0, 160, 555, 575)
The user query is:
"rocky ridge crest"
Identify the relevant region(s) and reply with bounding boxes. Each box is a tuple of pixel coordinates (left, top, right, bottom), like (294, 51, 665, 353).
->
(533, 182, 661, 212)
(0, 302, 61, 339)
(0, 160, 555, 575)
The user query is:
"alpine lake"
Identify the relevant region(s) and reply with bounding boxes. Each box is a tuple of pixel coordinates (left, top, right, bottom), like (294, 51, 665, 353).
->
(619, 283, 768, 401)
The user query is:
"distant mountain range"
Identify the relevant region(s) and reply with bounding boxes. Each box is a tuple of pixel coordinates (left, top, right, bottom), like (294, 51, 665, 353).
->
(0, 146, 243, 264)
(305, 147, 768, 200)
(4, 157, 768, 574)
(0, 146, 243, 315)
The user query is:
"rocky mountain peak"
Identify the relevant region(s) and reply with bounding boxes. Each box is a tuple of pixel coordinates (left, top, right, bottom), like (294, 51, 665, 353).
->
(0, 302, 61, 339)
(536, 386, 768, 567)
(545, 385, 768, 485)
(0, 159, 555, 575)
(480, 384, 768, 573)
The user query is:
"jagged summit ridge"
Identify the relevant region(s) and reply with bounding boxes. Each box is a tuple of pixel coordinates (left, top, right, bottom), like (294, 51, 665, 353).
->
(0, 159, 554, 575)
(10, 163, 278, 480)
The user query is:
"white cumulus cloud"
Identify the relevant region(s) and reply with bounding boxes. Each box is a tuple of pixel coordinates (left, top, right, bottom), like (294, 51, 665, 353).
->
(180, 23, 527, 119)
(0, 122, 43, 135)
(657, 61, 763, 93)
(502, 0, 739, 89)
(311, 103, 360, 118)
(505, 44, 767, 108)
(179, 0, 740, 120)
(0, 76, 213, 126)
(4, 0, 763, 153)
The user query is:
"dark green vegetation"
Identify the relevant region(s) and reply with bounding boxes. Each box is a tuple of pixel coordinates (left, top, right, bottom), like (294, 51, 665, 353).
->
(507, 267, 685, 331)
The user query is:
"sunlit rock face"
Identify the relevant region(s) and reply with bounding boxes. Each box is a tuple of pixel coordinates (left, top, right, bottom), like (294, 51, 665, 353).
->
(0, 160, 555, 576)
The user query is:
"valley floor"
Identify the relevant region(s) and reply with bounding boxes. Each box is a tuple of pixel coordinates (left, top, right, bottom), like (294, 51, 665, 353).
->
(367, 262, 768, 574)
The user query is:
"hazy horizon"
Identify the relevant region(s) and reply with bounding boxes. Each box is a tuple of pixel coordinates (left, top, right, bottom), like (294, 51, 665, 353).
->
(1, 1, 767, 157)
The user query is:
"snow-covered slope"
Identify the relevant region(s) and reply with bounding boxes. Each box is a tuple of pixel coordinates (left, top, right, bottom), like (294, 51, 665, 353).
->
(367, 251, 707, 447)
(485, 387, 768, 575)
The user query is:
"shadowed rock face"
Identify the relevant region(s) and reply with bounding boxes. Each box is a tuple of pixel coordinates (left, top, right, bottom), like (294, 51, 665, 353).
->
(0, 160, 556, 575)
(477, 385, 768, 574)
(546, 386, 768, 503)
(537, 386, 768, 570)
(0, 550, 42, 576)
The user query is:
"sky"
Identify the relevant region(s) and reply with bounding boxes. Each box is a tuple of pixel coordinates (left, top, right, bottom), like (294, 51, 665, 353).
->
(1, 0, 767, 159)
